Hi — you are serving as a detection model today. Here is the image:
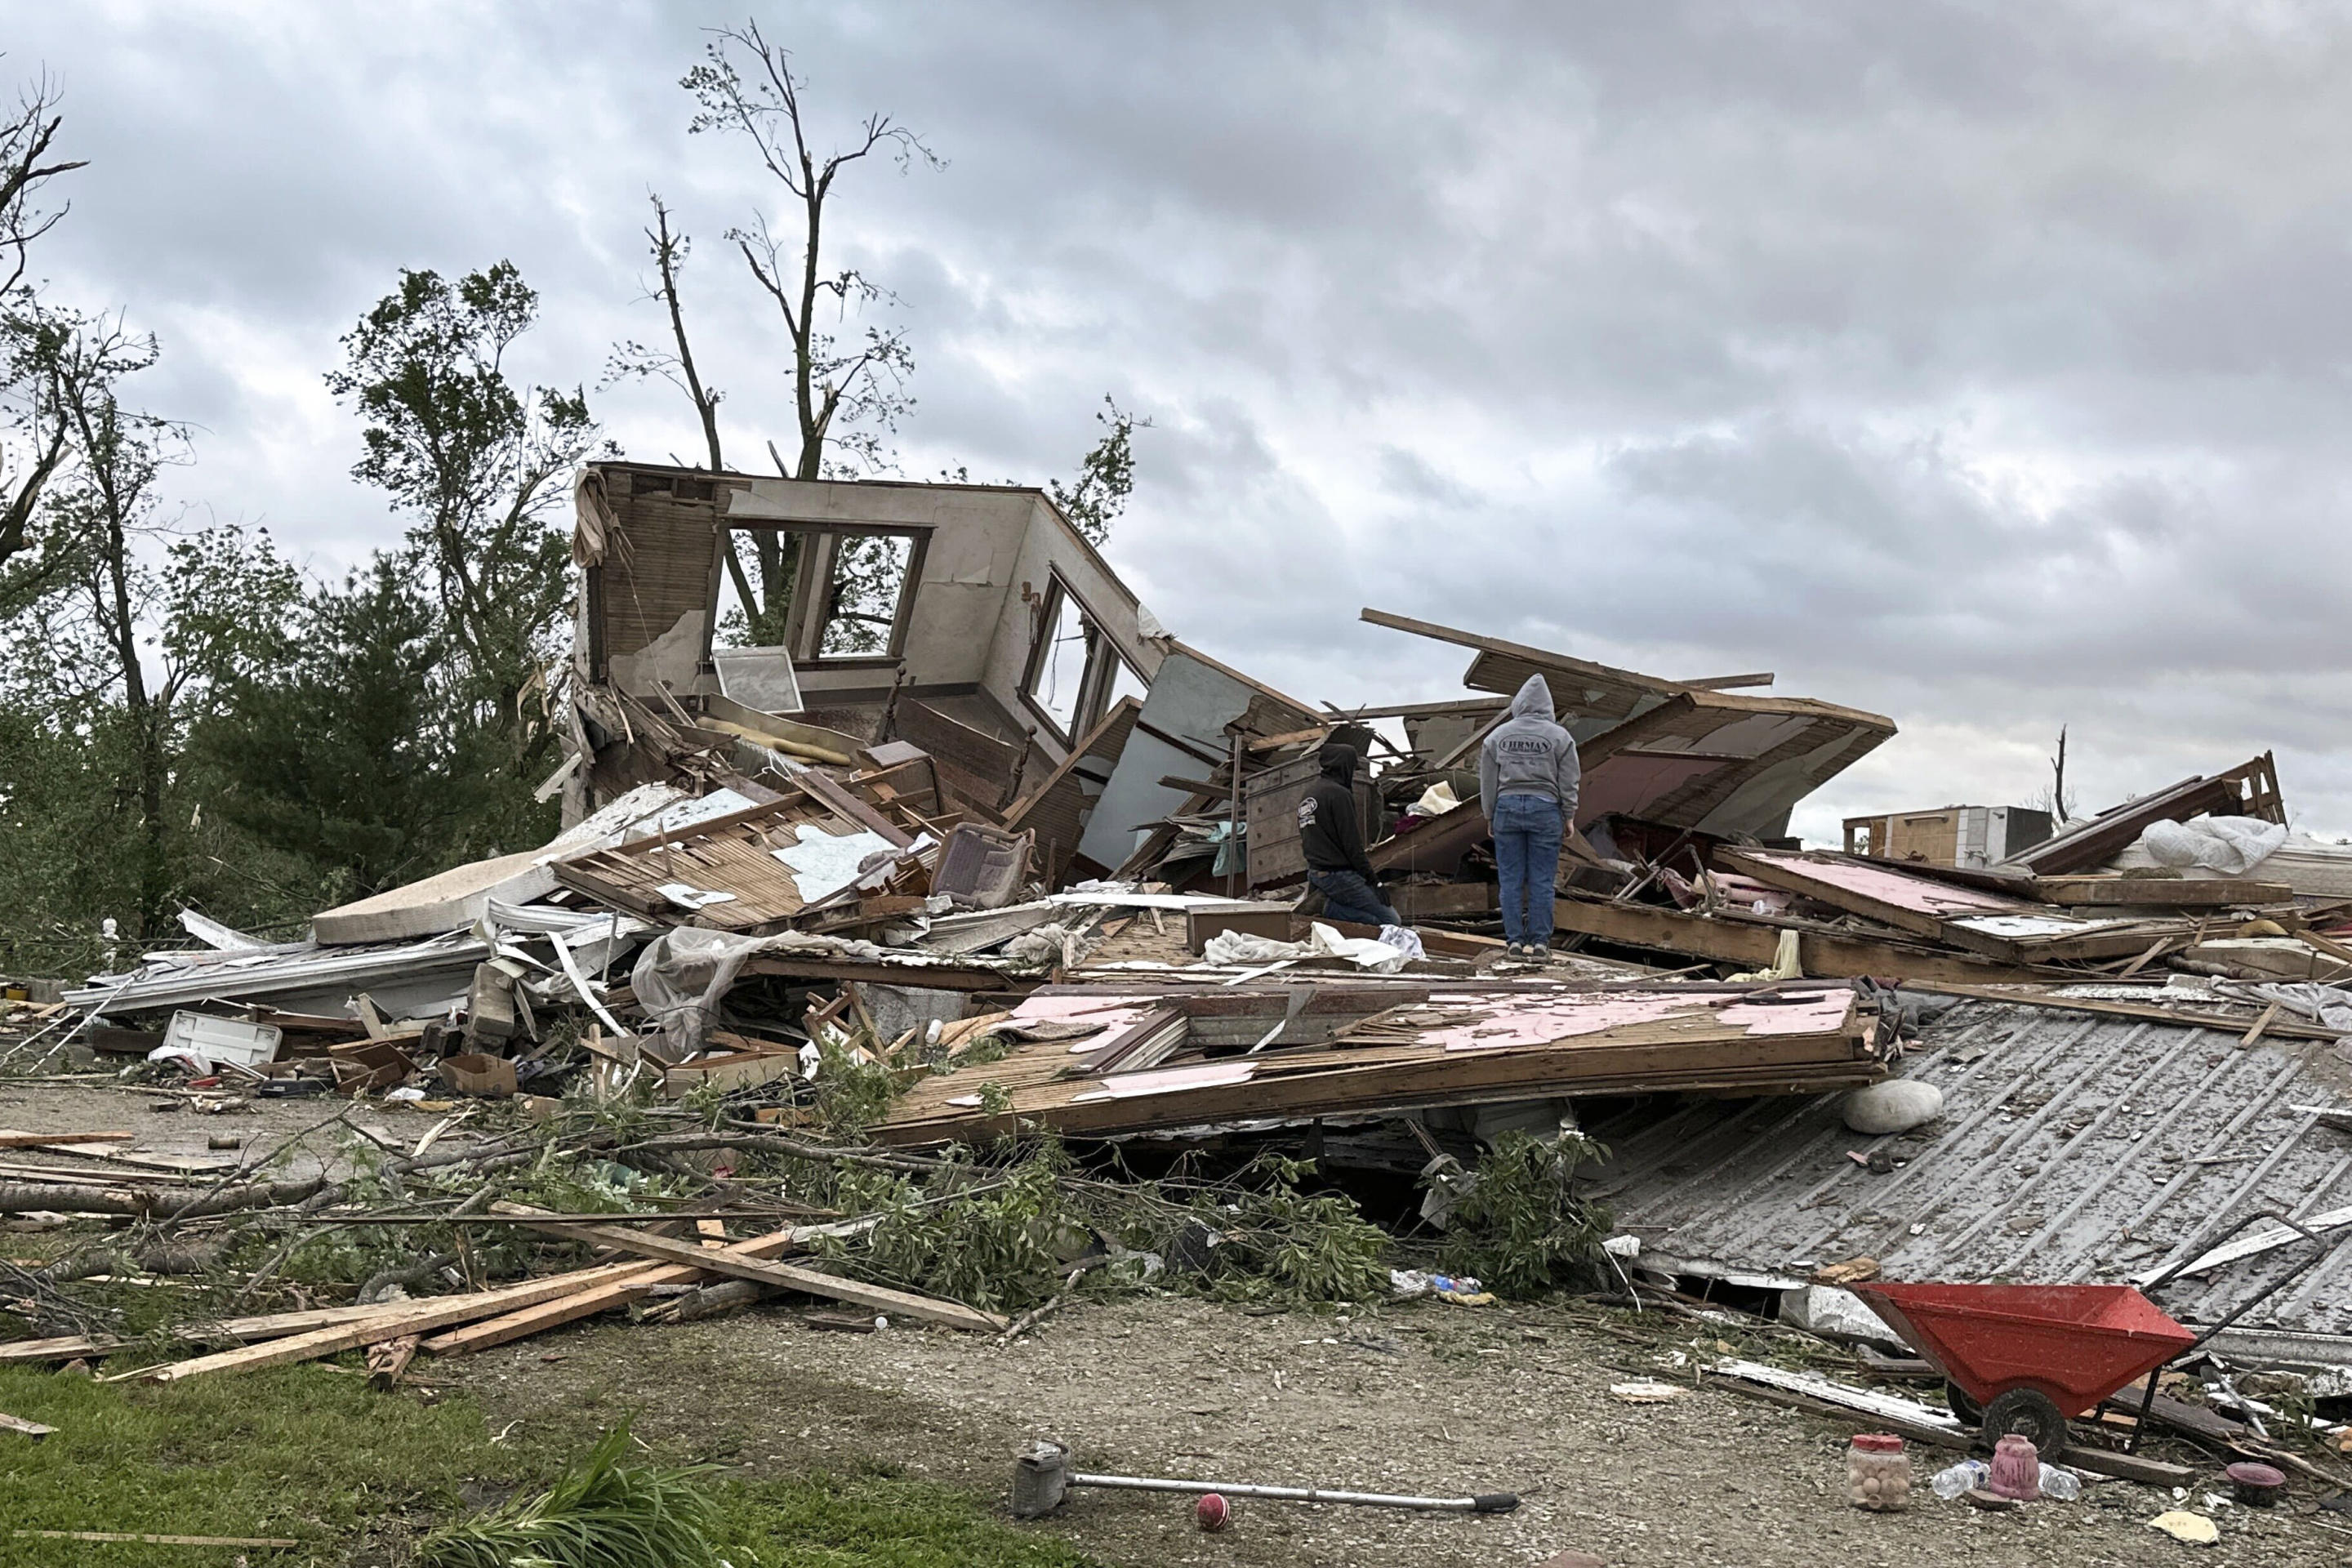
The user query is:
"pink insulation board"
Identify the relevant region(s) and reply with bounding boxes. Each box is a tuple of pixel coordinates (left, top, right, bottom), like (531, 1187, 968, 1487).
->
(1740, 850, 2025, 917)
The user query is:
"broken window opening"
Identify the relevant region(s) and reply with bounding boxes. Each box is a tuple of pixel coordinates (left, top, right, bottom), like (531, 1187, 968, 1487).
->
(735, 524, 927, 665)
(821, 534, 913, 657)
(1021, 572, 1145, 746)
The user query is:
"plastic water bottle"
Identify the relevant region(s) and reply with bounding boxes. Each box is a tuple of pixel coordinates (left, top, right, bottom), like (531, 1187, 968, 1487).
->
(2038, 1464, 2081, 1501)
(1931, 1459, 1989, 1500)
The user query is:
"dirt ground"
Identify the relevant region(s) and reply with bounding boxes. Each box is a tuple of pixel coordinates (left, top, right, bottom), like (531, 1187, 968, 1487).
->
(3, 1064, 2344, 1566)
(451, 1294, 2342, 1568)
(0, 1072, 514, 1184)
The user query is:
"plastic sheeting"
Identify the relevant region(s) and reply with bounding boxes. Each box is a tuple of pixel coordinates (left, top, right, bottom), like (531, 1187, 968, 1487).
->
(630, 927, 770, 1058)
(2132, 814, 2288, 876)
(1198, 921, 1423, 974)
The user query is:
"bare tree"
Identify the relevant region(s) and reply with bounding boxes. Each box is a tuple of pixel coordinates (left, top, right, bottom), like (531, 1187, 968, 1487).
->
(2047, 726, 2073, 824)
(682, 20, 941, 637)
(0, 67, 86, 586)
(605, 192, 765, 620)
(0, 69, 82, 297)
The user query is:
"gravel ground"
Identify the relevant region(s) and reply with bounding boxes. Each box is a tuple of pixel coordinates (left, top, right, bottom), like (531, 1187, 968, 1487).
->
(452, 1292, 2345, 1568)
(0, 1069, 512, 1187)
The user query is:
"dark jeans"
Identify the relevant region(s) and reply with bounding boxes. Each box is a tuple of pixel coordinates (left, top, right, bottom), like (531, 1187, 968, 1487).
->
(1307, 867, 1402, 929)
(1492, 791, 1564, 947)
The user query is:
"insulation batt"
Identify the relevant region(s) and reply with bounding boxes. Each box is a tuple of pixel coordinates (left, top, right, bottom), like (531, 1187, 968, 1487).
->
(1842, 1080, 1944, 1135)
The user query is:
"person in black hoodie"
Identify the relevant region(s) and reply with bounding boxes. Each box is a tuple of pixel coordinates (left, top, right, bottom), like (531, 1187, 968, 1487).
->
(1298, 741, 1402, 927)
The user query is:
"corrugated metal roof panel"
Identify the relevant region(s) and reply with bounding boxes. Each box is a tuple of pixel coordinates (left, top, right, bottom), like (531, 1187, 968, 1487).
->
(1589, 998, 2352, 1338)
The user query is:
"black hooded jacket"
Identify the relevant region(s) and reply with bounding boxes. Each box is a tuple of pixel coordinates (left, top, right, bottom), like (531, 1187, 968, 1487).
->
(1298, 742, 1375, 879)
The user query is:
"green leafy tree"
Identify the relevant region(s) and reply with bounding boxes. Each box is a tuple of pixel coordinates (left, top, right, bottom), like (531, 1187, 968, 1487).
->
(324, 261, 599, 782)
(1048, 397, 1149, 547)
(193, 557, 511, 904)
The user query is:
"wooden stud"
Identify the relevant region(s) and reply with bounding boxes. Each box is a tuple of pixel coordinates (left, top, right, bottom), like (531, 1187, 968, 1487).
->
(491, 1204, 1005, 1333)
(2238, 1000, 2285, 1050)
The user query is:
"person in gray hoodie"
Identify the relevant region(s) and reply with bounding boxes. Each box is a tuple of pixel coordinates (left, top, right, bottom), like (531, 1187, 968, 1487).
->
(1478, 673, 1581, 961)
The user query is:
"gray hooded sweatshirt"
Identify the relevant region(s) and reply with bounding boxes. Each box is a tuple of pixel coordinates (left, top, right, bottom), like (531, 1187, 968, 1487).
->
(1479, 674, 1580, 823)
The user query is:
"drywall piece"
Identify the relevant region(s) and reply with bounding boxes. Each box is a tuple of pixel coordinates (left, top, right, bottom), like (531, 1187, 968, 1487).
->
(1076, 648, 1319, 871)
(771, 827, 898, 902)
(313, 850, 558, 947)
(608, 607, 708, 697)
(312, 786, 755, 946)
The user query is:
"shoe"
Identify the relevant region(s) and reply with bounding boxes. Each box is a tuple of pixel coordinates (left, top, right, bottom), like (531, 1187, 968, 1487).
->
(1503, 942, 1527, 962)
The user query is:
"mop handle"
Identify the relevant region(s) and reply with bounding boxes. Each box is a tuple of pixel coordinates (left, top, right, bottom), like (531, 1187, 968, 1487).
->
(1067, 1472, 1518, 1512)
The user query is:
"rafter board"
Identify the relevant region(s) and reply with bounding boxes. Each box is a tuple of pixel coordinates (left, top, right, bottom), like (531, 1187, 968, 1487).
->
(491, 1205, 1004, 1331)
(2036, 876, 2293, 906)
(1549, 893, 2067, 985)
(2006, 755, 2283, 875)
(1360, 607, 1688, 720)
(1717, 848, 2037, 942)
(1004, 697, 1143, 866)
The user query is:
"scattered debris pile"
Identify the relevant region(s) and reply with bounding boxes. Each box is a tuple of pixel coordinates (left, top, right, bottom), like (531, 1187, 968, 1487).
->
(6, 466, 2352, 1530)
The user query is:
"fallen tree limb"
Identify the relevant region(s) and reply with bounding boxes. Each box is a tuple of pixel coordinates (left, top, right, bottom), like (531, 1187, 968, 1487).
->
(628, 1128, 947, 1174)
(0, 1175, 334, 1219)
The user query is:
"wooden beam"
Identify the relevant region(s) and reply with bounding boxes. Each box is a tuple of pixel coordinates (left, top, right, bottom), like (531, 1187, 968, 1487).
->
(0, 1130, 131, 1150)
(1548, 897, 2057, 985)
(2039, 876, 2293, 907)
(0, 1411, 53, 1440)
(491, 1205, 1006, 1333)
(1319, 697, 1508, 720)
(1681, 671, 1775, 690)
(117, 1263, 653, 1382)
(420, 1223, 811, 1356)
(1244, 725, 1330, 754)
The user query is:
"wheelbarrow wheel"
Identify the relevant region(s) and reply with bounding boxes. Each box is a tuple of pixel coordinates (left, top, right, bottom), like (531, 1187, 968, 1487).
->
(1981, 1388, 2068, 1459)
(1944, 1381, 1983, 1425)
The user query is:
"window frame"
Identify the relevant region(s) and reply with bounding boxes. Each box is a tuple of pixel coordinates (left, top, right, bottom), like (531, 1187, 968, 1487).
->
(727, 520, 932, 668)
(1018, 569, 1145, 746)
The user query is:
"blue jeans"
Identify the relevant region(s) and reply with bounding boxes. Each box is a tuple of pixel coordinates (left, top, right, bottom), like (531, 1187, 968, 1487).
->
(1492, 792, 1564, 947)
(1307, 868, 1401, 928)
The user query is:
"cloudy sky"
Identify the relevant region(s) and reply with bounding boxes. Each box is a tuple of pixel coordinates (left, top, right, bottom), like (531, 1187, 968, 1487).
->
(11, 1, 2352, 842)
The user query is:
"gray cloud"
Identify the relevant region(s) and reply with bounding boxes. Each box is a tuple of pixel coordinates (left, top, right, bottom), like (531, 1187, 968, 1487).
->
(9, 0, 2352, 842)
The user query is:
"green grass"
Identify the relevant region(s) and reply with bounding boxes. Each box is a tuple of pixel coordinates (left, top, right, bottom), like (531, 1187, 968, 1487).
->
(0, 1365, 1102, 1567)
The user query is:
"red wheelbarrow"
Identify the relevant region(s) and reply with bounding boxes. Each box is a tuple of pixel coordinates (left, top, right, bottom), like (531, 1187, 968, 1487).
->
(1853, 1211, 2332, 1458)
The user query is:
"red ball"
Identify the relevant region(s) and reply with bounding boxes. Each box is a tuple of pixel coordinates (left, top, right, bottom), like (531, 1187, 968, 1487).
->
(1196, 1492, 1230, 1531)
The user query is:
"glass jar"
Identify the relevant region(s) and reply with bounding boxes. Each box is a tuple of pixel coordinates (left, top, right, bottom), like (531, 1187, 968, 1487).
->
(1848, 1432, 1912, 1511)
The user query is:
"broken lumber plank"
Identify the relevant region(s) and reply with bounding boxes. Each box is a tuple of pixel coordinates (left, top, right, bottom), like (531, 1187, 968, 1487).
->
(1548, 895, 2056, 984)
(2238, 1000, 2284, 1049)
(365, 1334, 420, 1391)
(0, 1129, 132, 1149)
(492, 1203, 1006, 1332)
(2060, 1446, 2198, 1486)
(2038, 876, 2293, 907)
(1704, 1370, 1970, 1451)
(116, 1263, 650, 1382)
(0, 1410, 53, 1440)
(418, 1221, 849, 1356)
(0, 1334, 114, 1365)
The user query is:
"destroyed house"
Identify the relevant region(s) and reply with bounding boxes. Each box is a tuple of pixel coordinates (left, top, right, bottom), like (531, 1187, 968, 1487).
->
(564, 461, 1320, 880)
